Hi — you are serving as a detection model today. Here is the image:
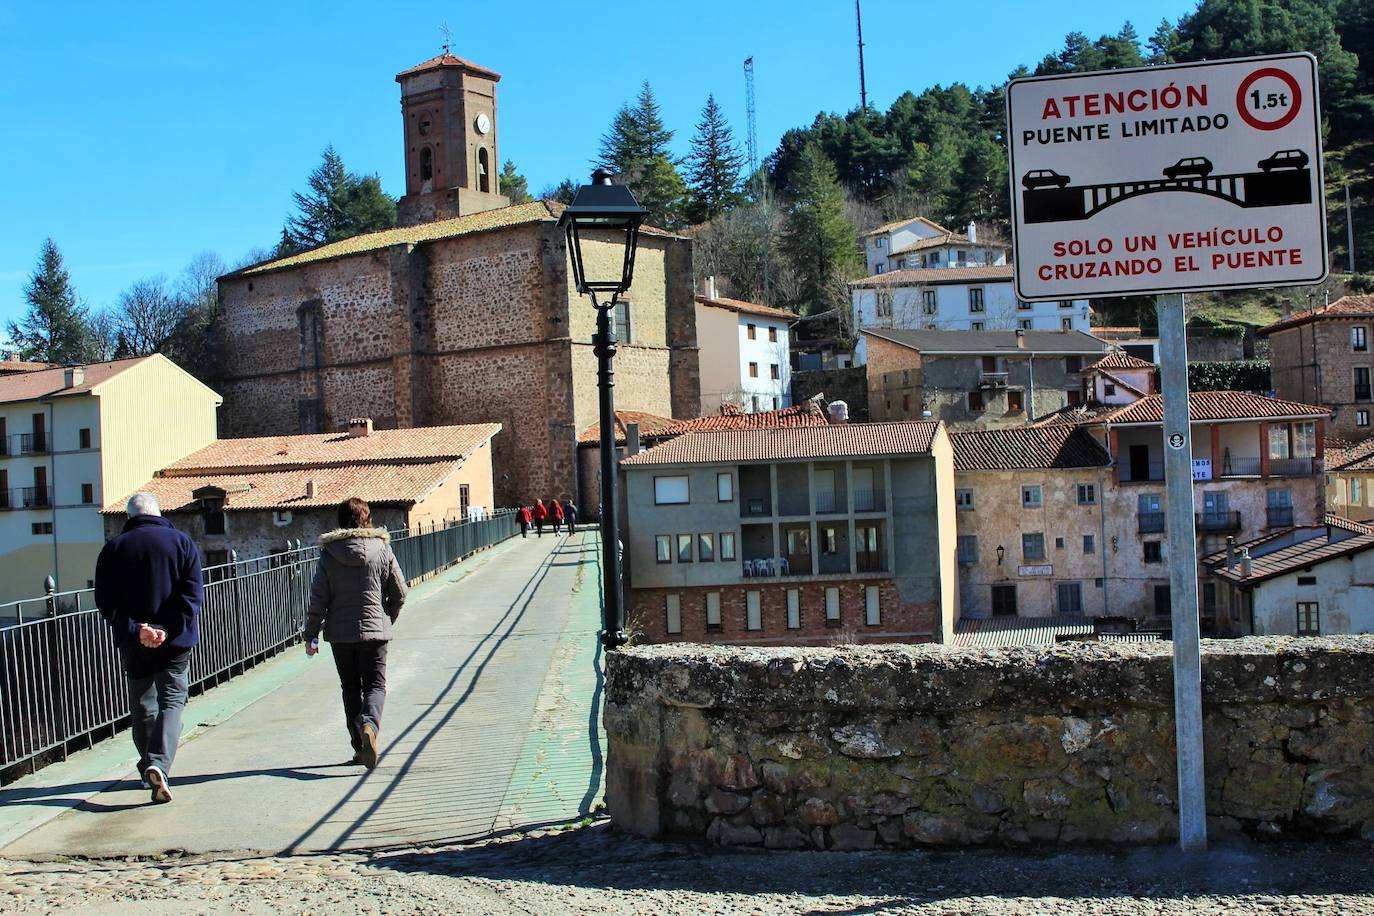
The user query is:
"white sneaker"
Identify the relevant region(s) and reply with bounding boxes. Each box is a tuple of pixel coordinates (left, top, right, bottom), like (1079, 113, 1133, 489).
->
(146, 765, 173, 804)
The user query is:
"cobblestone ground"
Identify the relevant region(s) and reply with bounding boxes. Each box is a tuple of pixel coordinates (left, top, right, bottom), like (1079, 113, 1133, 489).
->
(4, 821, 1372, 914)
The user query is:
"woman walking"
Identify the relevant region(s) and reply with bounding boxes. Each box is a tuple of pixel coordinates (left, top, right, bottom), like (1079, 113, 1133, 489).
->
(304, 498, 407, 769)
(562, 499, 578, 535)
(516, 504, 532, 538)
(533, 499, 548, 537)
(550, 498, 565, 535)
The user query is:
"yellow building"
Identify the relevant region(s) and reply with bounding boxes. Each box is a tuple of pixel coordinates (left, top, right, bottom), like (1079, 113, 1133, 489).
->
(1325, 438, 1374, 524)
(0, 356, 221, 604)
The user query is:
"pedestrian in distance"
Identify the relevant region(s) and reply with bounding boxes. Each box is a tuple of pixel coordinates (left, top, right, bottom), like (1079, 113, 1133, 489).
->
(94, 492, 203, 805)
(563, 499, 578, 535)
(516, 504, 532, 538)
(304, 498, 407, 770)
(533, 499, 547, 537)
(550, 498, 564, 535)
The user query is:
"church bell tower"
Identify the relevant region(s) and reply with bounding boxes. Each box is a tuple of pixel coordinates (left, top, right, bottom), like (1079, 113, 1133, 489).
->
(396, 52, 510, 227)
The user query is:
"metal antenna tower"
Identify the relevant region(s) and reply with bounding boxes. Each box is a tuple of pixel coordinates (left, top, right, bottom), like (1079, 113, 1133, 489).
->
(856, 0, 868, 110)
(744, 56, 758, 177)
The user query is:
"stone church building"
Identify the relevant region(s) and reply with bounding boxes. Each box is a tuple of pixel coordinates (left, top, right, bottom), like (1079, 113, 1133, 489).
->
(212, 52, 700, 508)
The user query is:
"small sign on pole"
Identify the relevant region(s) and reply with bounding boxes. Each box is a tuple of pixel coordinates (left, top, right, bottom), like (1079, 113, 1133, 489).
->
(1006, 53, 1327, 855)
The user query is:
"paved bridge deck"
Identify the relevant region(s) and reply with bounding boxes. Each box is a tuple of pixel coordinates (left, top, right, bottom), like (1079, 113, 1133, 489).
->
(0, 533, 604, 856)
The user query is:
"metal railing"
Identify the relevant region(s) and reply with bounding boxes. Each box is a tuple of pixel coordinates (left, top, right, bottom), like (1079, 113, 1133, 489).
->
(1195, 510, 1242, 532)
(1138, 511, 1167, 534)
(1118, 461, 1166, 482)
(0, 510, 516, 776)
(1267, 506, 1295, 528)
(17, 487, 52, 509)
(17, 433, 47, 455)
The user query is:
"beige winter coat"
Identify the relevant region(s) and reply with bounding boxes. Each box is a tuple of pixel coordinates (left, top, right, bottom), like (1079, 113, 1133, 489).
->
(305, 528, 407, 643)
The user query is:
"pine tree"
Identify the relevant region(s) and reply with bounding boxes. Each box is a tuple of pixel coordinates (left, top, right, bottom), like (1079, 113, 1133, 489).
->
(780, 142, 861, 323)
(595, 82, 687, 228)
(499, 160, 533, 204)
(6, 238, 90, 363)
(282, 146, 396, 251)
(684, 94, 745, 225)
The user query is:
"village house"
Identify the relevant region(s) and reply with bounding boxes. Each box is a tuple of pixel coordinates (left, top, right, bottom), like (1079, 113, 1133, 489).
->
(851, 266, 1092, 342)
(1080, 351, 1157, 403)
(949, 425, 1113, 619)
(618, 422, 958, 646)
(862, 328, 1109, 427)
(861, 217, 1007, 276)
(694, 278, 796, 415)
(1258, 294, 1374, 443)
(103, 419, 499, 566)
(0, 356, 220, 603)
(1325, 437, 1374, 523)
(1204, 516, 1374, 636)
(212, 52, 699, 509)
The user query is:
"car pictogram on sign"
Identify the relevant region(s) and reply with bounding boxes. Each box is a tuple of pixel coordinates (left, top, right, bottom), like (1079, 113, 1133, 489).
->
(1021, 169, 1071, 190)
(1162, 157, 1214, 180)
(1257, 149, 1309, 171)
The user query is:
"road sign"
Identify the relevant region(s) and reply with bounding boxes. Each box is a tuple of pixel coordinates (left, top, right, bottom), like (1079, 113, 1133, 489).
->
(1007, 54, 1327, 301)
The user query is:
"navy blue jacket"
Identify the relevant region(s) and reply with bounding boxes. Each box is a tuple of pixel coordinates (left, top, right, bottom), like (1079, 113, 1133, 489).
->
(94, 515, 203, 654)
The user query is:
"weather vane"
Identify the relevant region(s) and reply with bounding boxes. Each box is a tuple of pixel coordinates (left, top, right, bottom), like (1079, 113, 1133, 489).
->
(440, 21, 452, 55)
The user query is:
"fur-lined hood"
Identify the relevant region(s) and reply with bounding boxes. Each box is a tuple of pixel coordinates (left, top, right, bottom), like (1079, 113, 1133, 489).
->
(319, 527, 391, 567)
(319, 527, 391, 545)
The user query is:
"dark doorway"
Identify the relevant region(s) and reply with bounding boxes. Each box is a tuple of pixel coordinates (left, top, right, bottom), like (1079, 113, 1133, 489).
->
(1129, 444, 1151, 481)
(1154, 585, 1171, 616)
(991, 584, 1017, 616)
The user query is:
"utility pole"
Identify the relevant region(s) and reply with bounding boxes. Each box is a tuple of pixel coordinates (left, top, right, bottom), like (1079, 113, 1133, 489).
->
(1157, 292, 1208, 853)
(855, 0, 868, 111)
(1346, 181, 1356, 274)
(744, 56, 772, 305)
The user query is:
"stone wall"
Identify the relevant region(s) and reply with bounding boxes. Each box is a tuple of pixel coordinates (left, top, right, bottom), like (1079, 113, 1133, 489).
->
(605, 638, 1374, 848)
(791, 368, 869, 421)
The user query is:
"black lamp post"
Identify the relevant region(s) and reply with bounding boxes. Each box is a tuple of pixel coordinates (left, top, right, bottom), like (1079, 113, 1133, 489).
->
(558, 169, 647, 649)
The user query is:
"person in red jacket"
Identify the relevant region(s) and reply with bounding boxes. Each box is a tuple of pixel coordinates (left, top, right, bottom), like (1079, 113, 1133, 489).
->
(550, 498, 565, 535)
(516, 504, 533, 538)
(532, 500, 548, 537)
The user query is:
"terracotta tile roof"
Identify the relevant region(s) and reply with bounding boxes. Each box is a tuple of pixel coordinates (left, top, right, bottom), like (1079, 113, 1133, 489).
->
(232, 201, 559, 277)
(1257, 295, 1374, 336)
(1325, 437, 1374, 473)
(1209, 529, 1374, 585)
(577, 410, 679, 446)
(1086, 352, 1155, 371)
(0, 360, 55, 375)
(165, 423, 501, 473)
(1096, 391, 1329, 426)
(889, 232, 972, 257)
(851, 265, 1014, 288)
(694, 295, 798, 323)
(395, 52, 500, 81)
(578, 402, 832, 446)
(951, 426, 1110, 471)
(105, 463, 459, 514)
(861, 327, 1109, 356)
(1096, 370, 1150, 398)
(619, 421, 941, 467)
(862, 216, 949, 238)
(0, 356, 153, 405)
(1030, 401, 1119, 427)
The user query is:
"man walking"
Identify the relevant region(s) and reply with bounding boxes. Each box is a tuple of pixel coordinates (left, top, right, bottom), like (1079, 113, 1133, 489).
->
(562, 499, 578, 535)
(94, 492, 203, 804)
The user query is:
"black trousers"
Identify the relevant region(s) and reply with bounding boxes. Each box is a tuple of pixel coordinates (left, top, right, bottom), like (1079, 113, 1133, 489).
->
(518, 519, 529, 538)
(330, 640, 388, 752)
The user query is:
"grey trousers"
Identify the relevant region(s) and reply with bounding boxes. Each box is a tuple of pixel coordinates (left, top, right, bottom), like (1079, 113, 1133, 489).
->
(121, 647, 191, 777)
(330, 640, 388, 752)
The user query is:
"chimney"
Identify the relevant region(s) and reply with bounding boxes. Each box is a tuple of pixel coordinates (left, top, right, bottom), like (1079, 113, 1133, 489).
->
(63, 366, 85, 389)
(1015, 329, 1027, 349)
(305, 479, 316, 499)
(347, 418, 373, 438)
(828, 400, 849, 424)
(1280, 297, 1292, 319)
(1239, 546, 1253, 578)
(967, 221, 977, 245)
(1225, 535, 1236, 571)
(703, 275, 718, 300)
(625, 422, 641, 456)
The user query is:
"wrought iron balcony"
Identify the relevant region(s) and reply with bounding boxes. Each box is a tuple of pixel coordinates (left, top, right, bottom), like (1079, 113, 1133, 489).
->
(18, 433, 47, 455)
(1138, 511, 1166, 534)
(1195, 510, 1242, 532)
(19, 486, 53, 509)
(1266, 506, 1295, 528)
(979, 372, 1009, 389)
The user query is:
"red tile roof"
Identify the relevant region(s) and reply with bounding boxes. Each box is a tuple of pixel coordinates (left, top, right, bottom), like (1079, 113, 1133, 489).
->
(578, 402, 832, 445)
(1210, 529, 1374, 584)
(0, 356, 153, 405)
(619, 421, 942, 466)
(0, 360, 54, 375)
(951, 426, 1110, 471)
(395, 52, 500, 81)
(694, 295, 798, 323)
(1257, 295, 1374, 336)
(861, 216, 950, 238)
(577, 410, 680, 446)
(1096, 391, 1328, 426)
(166, 423, 501, 473)
(1030, 401, 1119, 427)
(851, 265, 1014, 288)
(1325, 437, 1374, 473)
(1086, 352, 1155, 371)
(889, 232, 972, 257)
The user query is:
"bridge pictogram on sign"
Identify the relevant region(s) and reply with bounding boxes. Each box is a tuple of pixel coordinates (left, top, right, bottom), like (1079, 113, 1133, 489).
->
(1021, 153, 1313, 224)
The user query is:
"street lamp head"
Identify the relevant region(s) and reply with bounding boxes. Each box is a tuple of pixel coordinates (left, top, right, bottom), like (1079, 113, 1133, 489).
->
(558, 170, 649, 298)
(996, 544, 1005, 566)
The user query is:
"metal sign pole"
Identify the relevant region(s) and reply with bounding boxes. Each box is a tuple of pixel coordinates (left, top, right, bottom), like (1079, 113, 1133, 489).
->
(1156, 291, 1208, 852)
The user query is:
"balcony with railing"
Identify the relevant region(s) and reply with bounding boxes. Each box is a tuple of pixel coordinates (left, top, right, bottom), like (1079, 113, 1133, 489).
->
(1270, 457, 1318, 477)
(979, 372, 1009, 389)
(18, 433, 48, 455)
(853, 487, 886, 513)
(1138, 511, 1166, 534)
(1266, 505, 1295, 528)
(1196, 510, 1242, 533)
(1118, 461, 1166, 483)
(17, 486, 53, 509)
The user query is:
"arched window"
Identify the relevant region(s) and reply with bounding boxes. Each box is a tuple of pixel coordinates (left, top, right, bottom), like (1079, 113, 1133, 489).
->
(420, 147, 433, 183)
(477, 147, 490, 193)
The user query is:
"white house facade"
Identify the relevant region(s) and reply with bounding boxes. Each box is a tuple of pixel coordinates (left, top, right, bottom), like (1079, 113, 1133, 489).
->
(852, 266, 1092, 364)
(695, 282, 795, 415)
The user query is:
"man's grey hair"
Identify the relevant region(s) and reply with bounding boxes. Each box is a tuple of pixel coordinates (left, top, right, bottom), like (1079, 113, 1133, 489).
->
(127, 492, 161, 517)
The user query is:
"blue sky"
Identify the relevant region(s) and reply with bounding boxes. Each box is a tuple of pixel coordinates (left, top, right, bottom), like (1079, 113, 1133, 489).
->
(0, 0, 1197, 331)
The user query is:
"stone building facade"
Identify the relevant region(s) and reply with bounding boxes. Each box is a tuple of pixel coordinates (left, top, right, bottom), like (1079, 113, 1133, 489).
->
(1259, 295, 1374, 444)
(213, 53, 699, 509)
